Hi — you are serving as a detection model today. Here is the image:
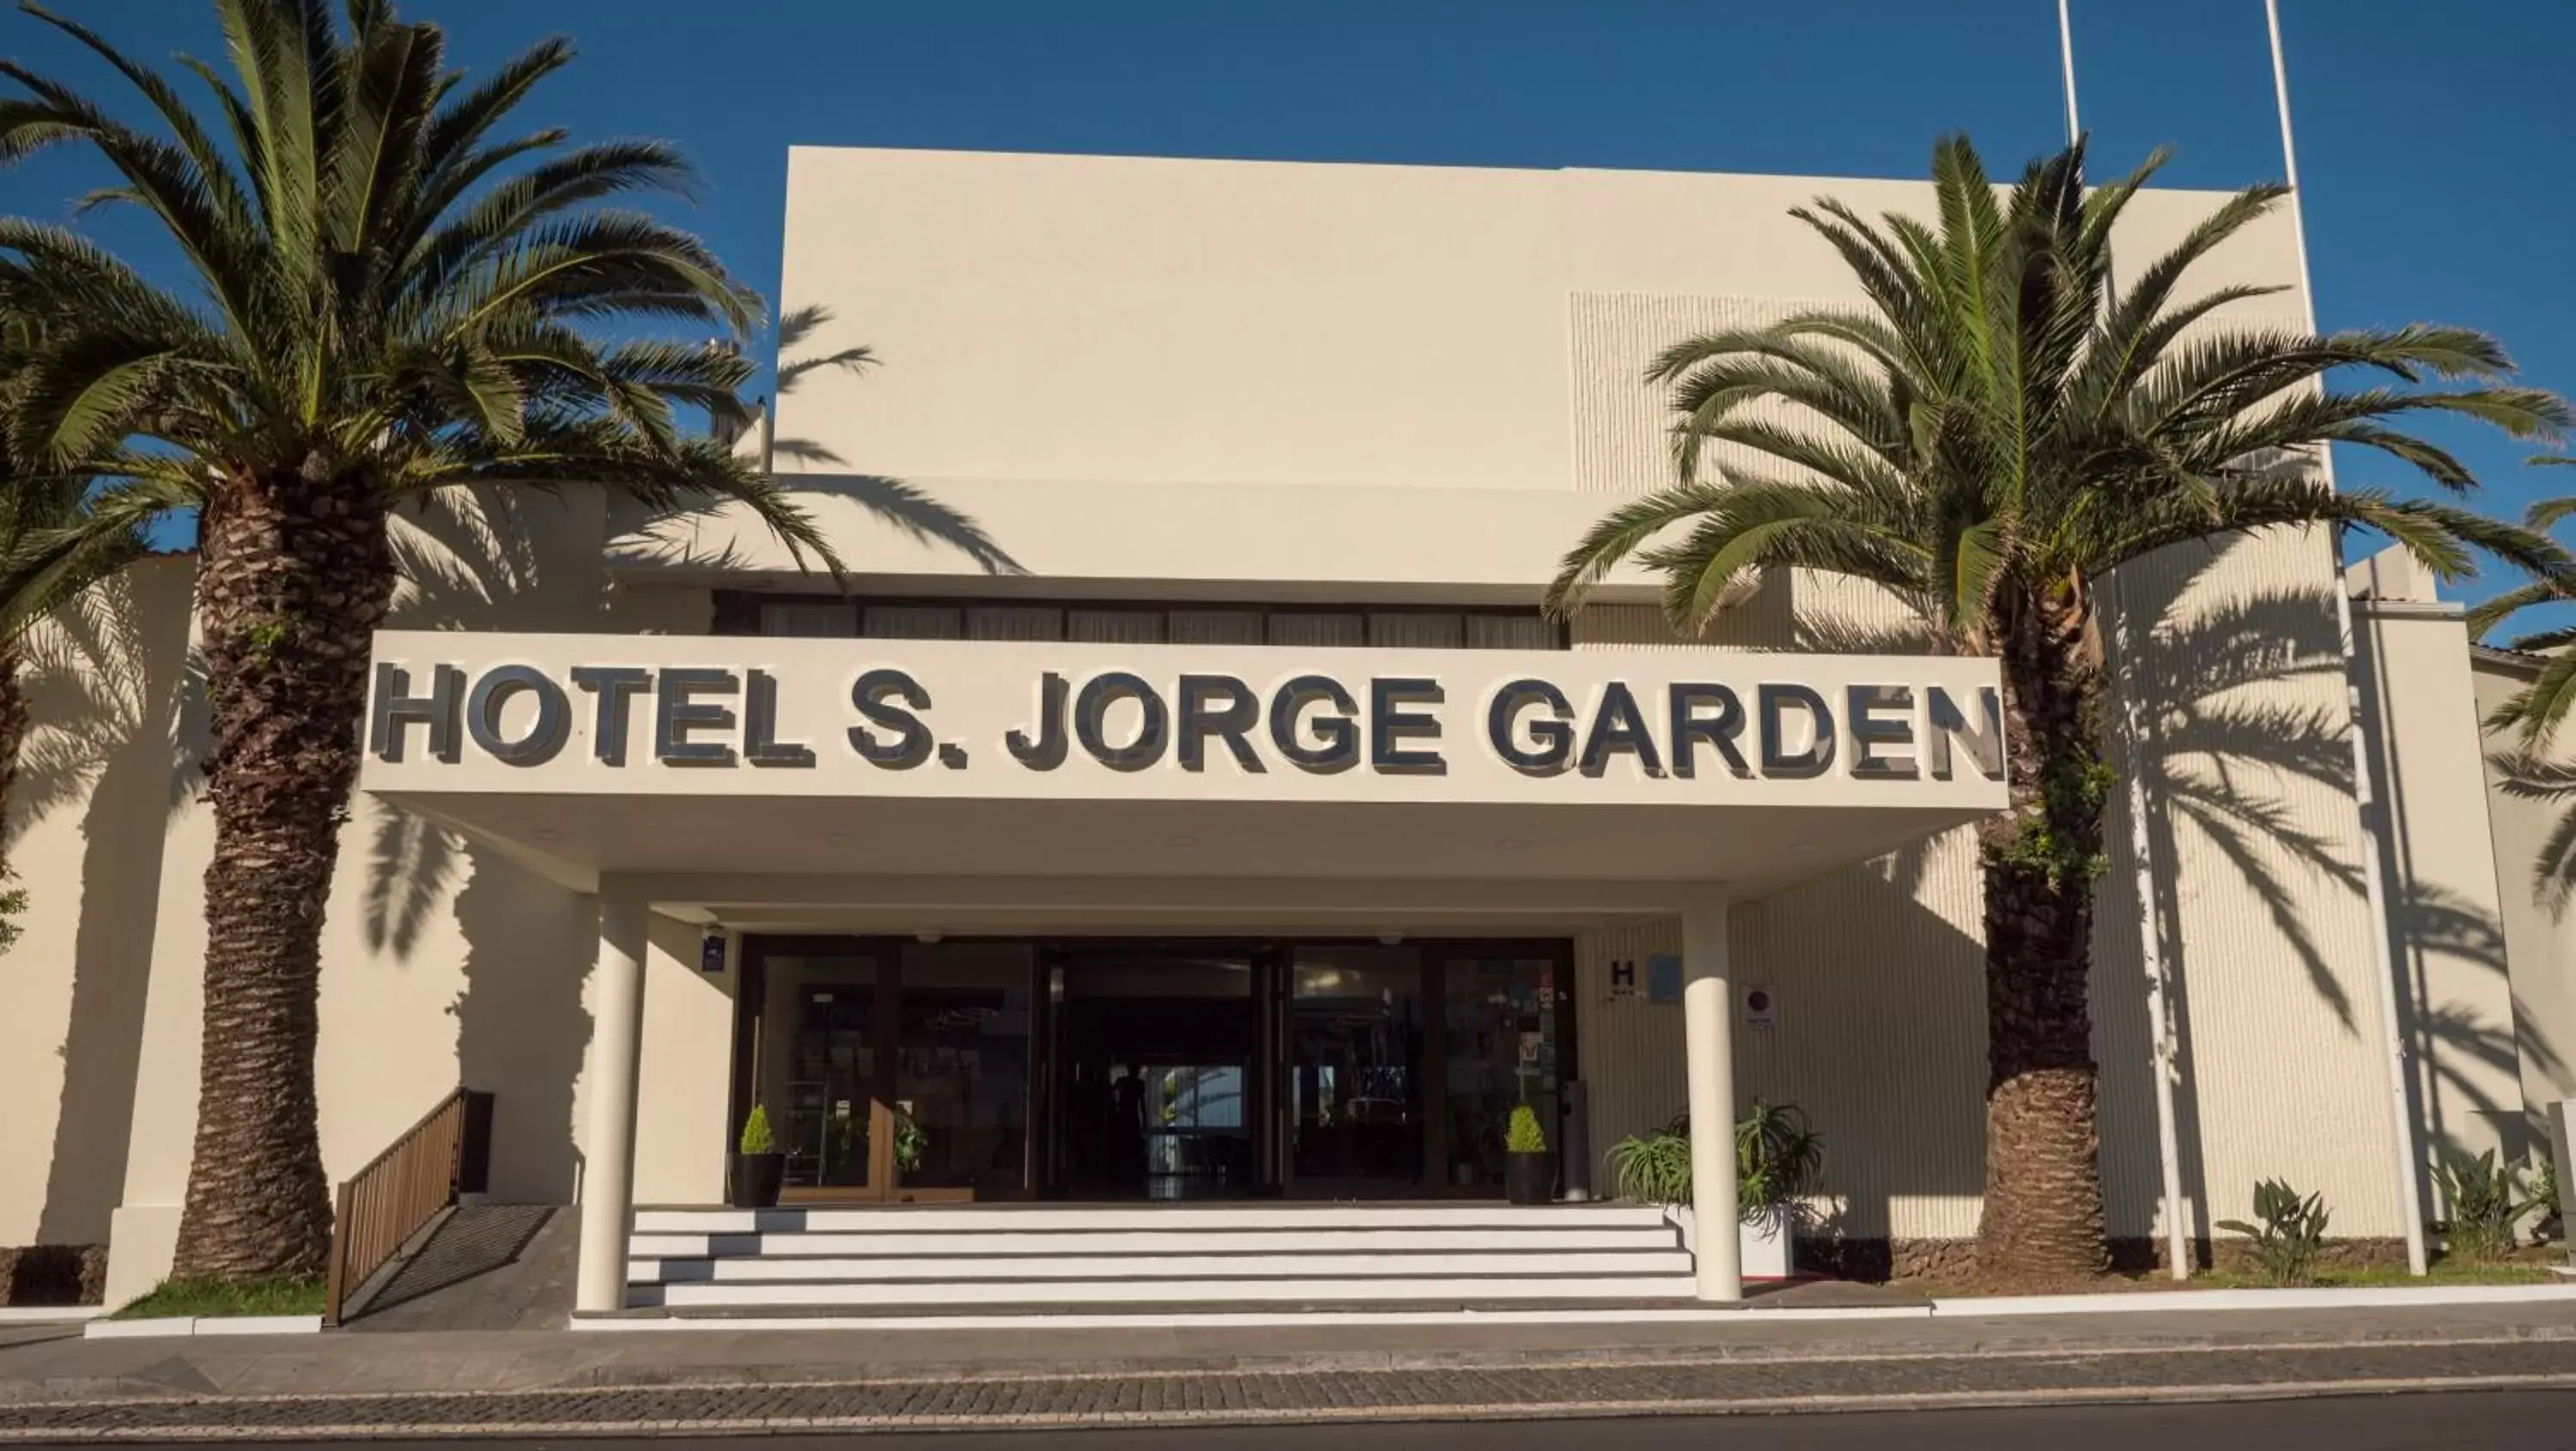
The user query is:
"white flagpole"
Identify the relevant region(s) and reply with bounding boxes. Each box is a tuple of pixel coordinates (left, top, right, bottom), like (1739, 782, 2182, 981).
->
(2266, 0, 2431, 1278)
(2059, 0, 2193, 1285)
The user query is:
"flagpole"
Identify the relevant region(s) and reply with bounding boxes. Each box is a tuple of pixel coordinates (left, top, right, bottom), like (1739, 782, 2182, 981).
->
(2265, 0, 2431, 1278)
(2058, 0, 2192, 1285)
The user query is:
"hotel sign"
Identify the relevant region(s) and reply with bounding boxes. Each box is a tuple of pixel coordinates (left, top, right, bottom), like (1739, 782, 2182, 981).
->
(361, 633, 2006, 806)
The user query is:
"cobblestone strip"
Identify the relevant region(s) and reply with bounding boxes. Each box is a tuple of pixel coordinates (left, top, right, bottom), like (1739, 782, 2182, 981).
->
(5, 1339, 2575, 1439)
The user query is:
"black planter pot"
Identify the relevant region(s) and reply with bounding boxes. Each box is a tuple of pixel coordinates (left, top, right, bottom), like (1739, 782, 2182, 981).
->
(728, 1152, 785, 1209)
(1504, 1150, 1555, 1206)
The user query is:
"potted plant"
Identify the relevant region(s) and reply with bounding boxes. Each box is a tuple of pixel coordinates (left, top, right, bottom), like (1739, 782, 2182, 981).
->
(1504, 1103, 1553, 1205)
(731, 1103, 785, 1210)
(1607, 1100, 1823, 1279)
(894, 1108, 928, 1177)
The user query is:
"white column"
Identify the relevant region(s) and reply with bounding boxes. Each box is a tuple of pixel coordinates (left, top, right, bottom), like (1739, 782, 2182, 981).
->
(1682, 897, 1741, 1302)
(574, 883, 649, 1315)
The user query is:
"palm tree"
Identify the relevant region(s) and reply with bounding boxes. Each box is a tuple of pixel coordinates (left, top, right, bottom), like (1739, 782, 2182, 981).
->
(0, 0, 841, 1283)
(1547, 137, 2568, 1283)
(2470, 458, 2576, 738)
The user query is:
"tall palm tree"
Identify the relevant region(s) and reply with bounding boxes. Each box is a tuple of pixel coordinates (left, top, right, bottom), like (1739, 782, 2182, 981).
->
(0, 0, 841, 1282)
(1548, 137, 2568, 1283)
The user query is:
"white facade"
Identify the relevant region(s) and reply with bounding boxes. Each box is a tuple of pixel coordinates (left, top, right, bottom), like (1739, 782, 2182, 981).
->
(0, 147, 2555, 1308)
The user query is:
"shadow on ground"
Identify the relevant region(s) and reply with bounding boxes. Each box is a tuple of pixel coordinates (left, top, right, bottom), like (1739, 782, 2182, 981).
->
(348, 1205, 572, 1332)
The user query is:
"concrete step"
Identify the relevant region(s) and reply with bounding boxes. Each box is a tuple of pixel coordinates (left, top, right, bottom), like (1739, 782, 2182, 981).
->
(630, 1249, 1693, 1284)
(629, 1205, 1672, 1235)
(632, 1274, 1702, 1308)
(628, 1226, 1680, 1258)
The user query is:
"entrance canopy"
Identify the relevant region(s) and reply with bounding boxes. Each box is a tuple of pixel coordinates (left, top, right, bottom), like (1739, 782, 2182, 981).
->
(359, 631, 2007, 920)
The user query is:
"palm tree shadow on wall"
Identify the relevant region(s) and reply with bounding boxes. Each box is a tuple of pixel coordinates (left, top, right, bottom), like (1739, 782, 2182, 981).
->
(25, 573, 201, 1245)
(1791, 536, 2524, 1263)
(365, 466, 1022, 1207)
(2105, 539, 2534, 1255)
(621, 307, 1023, 580)
(361, 492, 599, 1205)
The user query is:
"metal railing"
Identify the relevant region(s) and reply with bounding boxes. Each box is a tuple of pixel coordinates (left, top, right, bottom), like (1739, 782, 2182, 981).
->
(323, 1087, 492, 1327)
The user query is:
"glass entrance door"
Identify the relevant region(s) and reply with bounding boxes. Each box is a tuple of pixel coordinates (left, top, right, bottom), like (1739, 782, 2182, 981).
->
(742, 940, 1036, 1202)
(1046, 948, 1260, 1199)
(1435, 951, 1569, 1193)
(752, 947, 884, 1196)
(1286, 946, 1425, 1193)
(734, 935, 1573, 1204)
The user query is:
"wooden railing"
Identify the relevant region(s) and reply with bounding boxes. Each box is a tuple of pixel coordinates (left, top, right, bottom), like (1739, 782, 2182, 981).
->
(323, 1087, 493, 1327)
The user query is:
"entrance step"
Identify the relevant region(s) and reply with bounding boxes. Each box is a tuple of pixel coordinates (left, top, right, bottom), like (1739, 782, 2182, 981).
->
(624, 1204, 1698, 1314)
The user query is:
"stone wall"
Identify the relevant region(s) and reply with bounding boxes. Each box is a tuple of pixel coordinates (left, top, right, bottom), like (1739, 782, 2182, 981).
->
(0, 1245, 106, 1306)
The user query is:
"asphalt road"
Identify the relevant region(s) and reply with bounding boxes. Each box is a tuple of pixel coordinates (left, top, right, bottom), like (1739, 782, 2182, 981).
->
(28, 1389, 2566, 1449)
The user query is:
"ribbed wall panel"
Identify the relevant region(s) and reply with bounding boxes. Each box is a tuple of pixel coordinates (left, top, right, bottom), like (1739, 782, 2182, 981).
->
(2090, 528, 2399, 1237)
(1733, 831, 1991, 1239)
(1569, 292, 1828, 495)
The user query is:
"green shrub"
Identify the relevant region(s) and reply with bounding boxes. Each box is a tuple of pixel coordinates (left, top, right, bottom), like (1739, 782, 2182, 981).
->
(895, 1109, 927, 1174)
(738, 1102, 775, 1156)
(2435, 1147, 2533, 1262)
(1736, 1101, 1823, 1219)
(2533, 1153, 2560, 1224)
(1606, 1101, 1824, 1227)
(2216, 1178, 2330, 1285)
(1505, 1104, 1546, 1154)
(1609, 1127, 1693, 1206)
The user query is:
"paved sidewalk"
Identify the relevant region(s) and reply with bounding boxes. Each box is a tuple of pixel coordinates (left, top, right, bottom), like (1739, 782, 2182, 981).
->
(3, 1302, 2575, 1437)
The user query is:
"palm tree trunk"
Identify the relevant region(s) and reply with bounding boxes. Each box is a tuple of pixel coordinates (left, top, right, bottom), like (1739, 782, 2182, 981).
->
(1974, 590, 2113, 1284)
(171, 465, 395, 1282)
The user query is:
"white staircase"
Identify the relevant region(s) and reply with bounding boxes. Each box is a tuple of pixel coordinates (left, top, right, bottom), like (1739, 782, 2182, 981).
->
(623, 1204, 1697, 1315)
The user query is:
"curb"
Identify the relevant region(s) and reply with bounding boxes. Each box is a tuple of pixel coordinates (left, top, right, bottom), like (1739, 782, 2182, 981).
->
(568, 1283, 2576, 1333)
(82, 1316, 322, 1341)
(1929, 1284, 2576, 1317)
(0, 1309, 100, 1326)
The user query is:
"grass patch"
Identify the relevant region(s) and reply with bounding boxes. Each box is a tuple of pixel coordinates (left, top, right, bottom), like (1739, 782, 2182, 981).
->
(2185, 1259, 2555, 1290)
(112, 1275, 326, 1320)
(1907, 1252, 2558, 1297)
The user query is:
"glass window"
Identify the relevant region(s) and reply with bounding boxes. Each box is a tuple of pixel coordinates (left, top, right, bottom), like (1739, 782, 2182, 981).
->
(1369, 611, 1464, 649)
(1269, 612, 1366, 647)
(1068, 608, 1167, 644)
(966, 605, 1065, 641)
(760, 601, 858, 638)
(1467, 614, 1558, 650)
(864, 605, 963, 640)
(1169, 608, 1265, 645)
(1442, 956, 1561, 1191)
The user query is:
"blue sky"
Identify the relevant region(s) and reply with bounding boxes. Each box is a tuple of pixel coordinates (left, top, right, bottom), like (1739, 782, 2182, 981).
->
(3, 1, 2571, 603)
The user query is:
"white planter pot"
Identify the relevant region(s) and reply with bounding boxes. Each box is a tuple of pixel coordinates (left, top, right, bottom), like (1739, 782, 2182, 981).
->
(1664, 1205, 1798, 1282)
(1740, 1211, 1792, 1280)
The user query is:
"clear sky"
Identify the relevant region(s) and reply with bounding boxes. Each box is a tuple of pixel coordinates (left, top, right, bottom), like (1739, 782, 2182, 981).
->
(3, 1, 2570, 603)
